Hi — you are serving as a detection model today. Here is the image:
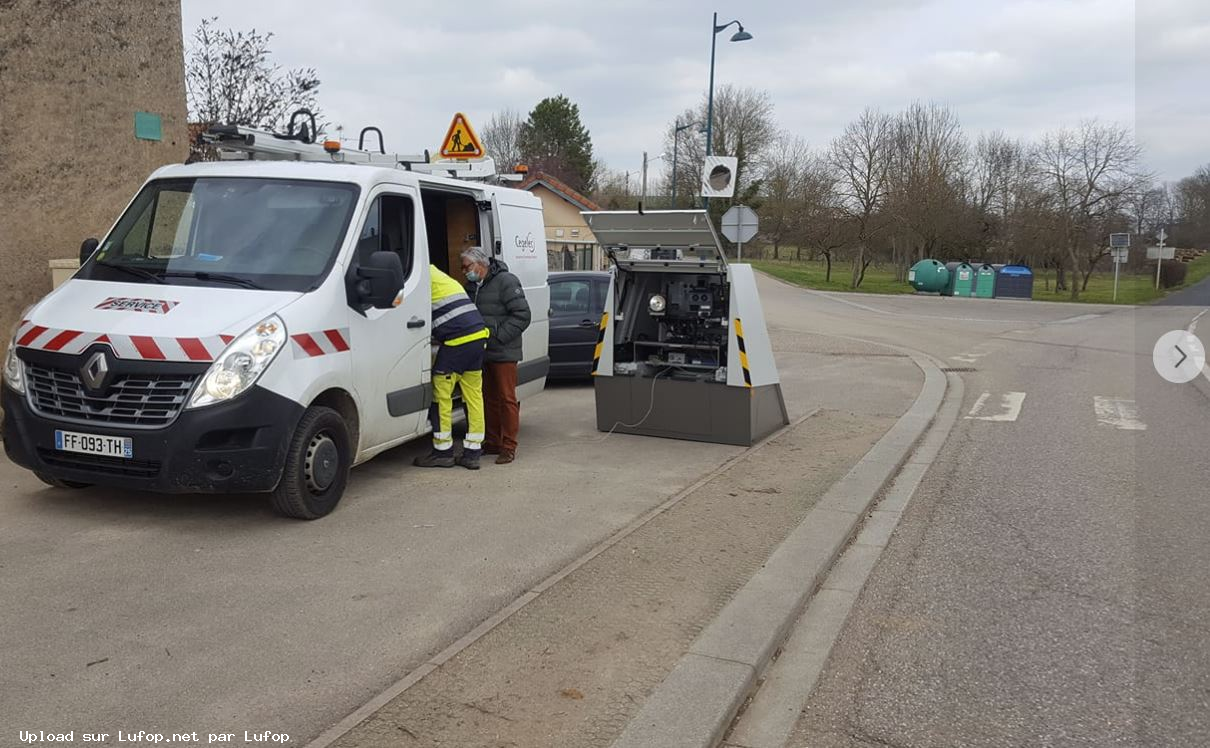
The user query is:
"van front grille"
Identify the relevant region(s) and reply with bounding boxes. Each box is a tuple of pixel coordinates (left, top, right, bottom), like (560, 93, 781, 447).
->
(26, 364, 197, 427)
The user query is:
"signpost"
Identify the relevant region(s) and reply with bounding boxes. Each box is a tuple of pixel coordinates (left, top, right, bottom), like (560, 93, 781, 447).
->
(1108, 233, 1130, 302)
(721, 205, 759, 260)
(1148, 229, 1172, 290)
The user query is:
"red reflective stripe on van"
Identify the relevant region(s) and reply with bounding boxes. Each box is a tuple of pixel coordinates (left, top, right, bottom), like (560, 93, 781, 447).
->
(220, 335, 235, 344)
(131, 336, 165, 360)
(94, 334, 110, 344)
(43, 329, 83, 351)
(324, 329, 350, 352)
(17, 325, 47, 347)
(178, 338, 212, 361)
(292, 334, 324, 357)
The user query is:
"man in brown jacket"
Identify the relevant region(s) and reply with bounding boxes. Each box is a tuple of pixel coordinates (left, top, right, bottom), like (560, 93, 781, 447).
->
(461, 247, 531, 464)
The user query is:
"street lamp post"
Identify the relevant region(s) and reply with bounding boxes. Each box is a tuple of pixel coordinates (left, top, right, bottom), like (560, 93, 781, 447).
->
(704, 12, 752, 208)
(640, 151, 667, 210)
(671, 119, 703, 208)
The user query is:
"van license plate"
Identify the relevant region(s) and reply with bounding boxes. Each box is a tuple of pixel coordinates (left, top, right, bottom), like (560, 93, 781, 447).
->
(54, 430, 133, 459)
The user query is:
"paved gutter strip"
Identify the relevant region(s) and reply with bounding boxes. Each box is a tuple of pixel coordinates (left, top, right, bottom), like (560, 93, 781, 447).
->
(725, 371, 966, 748)
(610, 352, 947, 748)
(304, 408, 823, 748)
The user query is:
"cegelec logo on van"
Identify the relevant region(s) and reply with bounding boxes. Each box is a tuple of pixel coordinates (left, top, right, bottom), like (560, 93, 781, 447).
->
(514, 232, 537, 258)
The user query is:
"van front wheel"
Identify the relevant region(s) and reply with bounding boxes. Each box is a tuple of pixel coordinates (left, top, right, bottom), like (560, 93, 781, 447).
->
(271, 406, 351, 520)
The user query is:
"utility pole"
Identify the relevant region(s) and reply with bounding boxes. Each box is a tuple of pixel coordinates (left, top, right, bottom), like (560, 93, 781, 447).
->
(641, 151, 649, 209)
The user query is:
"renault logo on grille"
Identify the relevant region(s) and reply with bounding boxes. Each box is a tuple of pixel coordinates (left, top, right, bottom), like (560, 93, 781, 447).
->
(80, 351, 110, 391)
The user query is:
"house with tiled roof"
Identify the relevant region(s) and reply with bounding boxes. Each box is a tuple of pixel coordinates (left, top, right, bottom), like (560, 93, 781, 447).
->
(517, 172, 605, 271)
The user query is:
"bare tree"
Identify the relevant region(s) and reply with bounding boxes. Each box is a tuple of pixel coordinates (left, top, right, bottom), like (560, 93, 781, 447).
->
(1125, 181, 1169, 241)
(480, 109, 524, 173)
(662, 85, 777, 210)
(589, 167, 639, 211)
(760, 134, 812, 256)
(1033, 121, 1147, 298)
(791, 155, 848, 280)
(186, 17, 323, 135)
(829, 109, 895, 288)
(886, 103, 969, 271)
(1172, 165, 1210, 248)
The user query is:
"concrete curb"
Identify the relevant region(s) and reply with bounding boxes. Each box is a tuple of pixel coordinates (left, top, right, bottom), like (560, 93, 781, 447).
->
(725, 369, 966, 748)
(610, 348, 947, 748)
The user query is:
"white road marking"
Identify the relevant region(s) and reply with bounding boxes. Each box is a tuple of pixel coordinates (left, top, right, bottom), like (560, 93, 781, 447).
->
(950, 350, 989, 365)
(1093, 396, 1147, 431)
(967, 392, 990, 414)
(965, 391, 1026, 422)
(1052, 313, 1104, 324)
(1187, 311, 1210, 383)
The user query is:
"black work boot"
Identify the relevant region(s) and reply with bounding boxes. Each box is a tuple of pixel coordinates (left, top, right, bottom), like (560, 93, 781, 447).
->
(413, 451, 456, 468)
(458, 450, 481, 470)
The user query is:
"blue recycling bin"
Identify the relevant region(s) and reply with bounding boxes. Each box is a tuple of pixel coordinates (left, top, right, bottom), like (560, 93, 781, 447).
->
(993, 265, 1033, 299)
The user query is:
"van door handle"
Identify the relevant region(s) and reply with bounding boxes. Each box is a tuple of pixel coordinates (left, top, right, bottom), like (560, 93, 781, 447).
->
(579, 319, 598, 327)
(407, 318, 426, 329)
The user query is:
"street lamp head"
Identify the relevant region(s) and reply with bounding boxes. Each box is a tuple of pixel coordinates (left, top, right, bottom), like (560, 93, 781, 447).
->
(730, 25, 753, 42)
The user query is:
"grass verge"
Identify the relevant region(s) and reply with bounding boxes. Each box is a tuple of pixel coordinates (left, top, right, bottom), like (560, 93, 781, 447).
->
(751, 254, 1210, 305)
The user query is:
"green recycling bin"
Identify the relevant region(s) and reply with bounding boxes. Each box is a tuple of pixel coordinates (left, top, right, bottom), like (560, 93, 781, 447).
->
(908, 259, 950, 293)
(973, 263, 996, 298)
(944, 262, 975, 297)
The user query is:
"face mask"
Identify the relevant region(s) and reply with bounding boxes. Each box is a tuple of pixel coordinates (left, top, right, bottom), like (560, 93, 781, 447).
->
(465, 269, 481, 283)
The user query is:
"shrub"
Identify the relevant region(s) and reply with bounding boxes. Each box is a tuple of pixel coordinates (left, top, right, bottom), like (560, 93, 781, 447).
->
(1160, 261, 1188, 288)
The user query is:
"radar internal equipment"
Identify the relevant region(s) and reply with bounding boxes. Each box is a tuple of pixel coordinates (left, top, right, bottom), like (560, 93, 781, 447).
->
(585, 210, 788, 446)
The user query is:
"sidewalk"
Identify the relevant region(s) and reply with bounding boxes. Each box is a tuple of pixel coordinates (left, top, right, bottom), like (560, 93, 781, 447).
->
(310, 332, 926, 748)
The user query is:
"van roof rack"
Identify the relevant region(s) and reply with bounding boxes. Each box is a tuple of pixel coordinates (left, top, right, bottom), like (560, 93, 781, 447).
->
(196, 112, 516, 182)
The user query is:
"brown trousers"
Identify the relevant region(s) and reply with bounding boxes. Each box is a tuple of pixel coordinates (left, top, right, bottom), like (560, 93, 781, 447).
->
(483, 361, 520, 452)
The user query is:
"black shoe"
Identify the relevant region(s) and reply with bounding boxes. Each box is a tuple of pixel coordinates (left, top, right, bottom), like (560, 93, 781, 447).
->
(414, 451, 456, 468)
(458, 451, 481, 470)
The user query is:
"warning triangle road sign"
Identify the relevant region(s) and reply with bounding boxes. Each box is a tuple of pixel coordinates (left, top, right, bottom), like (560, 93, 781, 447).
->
(439, 112, 484, 159)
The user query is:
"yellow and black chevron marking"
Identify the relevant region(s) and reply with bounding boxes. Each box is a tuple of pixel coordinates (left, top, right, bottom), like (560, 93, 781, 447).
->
(734, 318, 753, 388)
(591, 312, 609, 375)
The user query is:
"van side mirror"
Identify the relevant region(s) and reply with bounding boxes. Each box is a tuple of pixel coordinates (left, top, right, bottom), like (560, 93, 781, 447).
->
(355, 251, 404, 310)
(80, 238, 99, 265)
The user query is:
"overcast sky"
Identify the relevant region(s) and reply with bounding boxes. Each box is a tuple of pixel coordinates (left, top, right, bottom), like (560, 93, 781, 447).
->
(181, 0, 1208, 181)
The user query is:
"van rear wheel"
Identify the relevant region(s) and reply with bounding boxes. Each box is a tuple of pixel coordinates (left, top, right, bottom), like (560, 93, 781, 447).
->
(271, 406, 351, 520)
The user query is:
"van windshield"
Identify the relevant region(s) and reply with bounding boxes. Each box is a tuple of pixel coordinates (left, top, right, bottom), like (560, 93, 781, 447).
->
(78, 177, 360, 292)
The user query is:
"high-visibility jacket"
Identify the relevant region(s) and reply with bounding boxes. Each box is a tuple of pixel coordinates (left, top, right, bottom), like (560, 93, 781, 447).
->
(430, 265, 489, 346)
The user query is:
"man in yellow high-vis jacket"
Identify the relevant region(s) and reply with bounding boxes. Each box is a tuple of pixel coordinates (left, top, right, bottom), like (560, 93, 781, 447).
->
(414, 265, 490, 470)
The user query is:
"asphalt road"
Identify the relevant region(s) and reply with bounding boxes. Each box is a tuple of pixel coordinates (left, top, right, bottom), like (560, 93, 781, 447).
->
(1158, 274, 1210, 307)
(0, 319, 919, 746)
(745, 278, 1210, 747)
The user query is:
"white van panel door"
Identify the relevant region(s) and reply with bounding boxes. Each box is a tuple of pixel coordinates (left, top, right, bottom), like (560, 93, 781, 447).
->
(493, 195, 550, 388)
(346, 185, 431, 450)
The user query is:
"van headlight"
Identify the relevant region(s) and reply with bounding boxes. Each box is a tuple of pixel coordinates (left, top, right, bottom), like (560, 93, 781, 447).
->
(3, 340, 24, 394)
(3, 310, 32, 394)
(188, 316, 287, 408)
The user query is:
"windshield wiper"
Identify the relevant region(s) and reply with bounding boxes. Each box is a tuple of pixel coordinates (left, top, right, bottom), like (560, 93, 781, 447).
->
(94, 260, 166, 284)
(157, 271, 267, 290)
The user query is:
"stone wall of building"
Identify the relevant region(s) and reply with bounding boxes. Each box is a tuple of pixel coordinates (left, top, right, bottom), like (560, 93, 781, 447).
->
(0, 0, 188, 342)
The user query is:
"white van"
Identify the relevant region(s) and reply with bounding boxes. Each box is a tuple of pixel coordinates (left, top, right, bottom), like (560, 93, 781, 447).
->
(2, 152, 549, 518)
